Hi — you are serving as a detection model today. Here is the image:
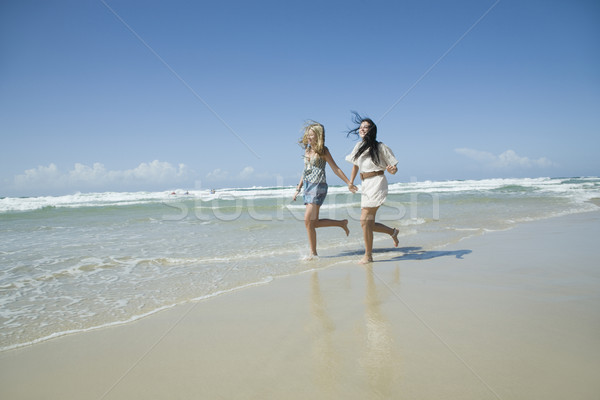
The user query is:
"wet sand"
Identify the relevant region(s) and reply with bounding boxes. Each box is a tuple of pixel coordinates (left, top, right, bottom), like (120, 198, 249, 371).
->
(1, 211, 599, 399)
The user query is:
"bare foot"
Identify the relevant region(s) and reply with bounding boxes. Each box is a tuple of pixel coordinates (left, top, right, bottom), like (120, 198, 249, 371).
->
(359, 255, 373, 264)
(391, 228, 399, 247)
(342, 219, 350, 236)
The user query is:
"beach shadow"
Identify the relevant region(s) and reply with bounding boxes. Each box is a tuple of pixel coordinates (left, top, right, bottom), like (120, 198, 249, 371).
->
(335, 247, 421, 258)
(388, 247, 472, 261)
(334, 247, 471, 262)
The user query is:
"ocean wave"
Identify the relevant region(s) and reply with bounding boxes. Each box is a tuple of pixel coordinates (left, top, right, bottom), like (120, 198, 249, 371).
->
(0, 276, 276, 353)
(388, 176, 600, 197)
(2, 177, 599, 213)
(0, 192, 173, 212)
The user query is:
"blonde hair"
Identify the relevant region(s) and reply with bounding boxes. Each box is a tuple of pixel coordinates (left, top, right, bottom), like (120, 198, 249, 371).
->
(299, 121, 325, 158)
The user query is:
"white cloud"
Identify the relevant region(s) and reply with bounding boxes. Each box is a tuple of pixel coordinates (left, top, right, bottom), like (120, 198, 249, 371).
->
(16, 163, 60, 181)
(120, 160, 189, 182)
(13, 160, 191, 195)
(206, 166, 256, 181)
(239, 166, 254, 178)
(205, 168, 230, 181)
(69, 163, 109, 184)
(455, 148, 556, 169)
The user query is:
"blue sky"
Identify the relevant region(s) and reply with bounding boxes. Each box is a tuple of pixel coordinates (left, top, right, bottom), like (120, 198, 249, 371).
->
(1, 0, 599, 196)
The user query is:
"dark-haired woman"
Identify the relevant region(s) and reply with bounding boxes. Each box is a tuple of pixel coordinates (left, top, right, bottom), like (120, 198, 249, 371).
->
(346, 114, 399, 264)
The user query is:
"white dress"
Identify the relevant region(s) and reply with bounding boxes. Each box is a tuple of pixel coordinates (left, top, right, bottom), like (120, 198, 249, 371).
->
(346, 142, 398, 208)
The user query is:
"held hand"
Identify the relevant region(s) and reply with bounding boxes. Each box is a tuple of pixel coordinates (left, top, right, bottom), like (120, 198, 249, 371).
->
(348, 183, 358, 193)
(386, 165, 398, 174)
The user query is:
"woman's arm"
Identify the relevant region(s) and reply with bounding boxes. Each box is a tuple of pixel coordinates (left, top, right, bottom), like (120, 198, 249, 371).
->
(293, 152, 305, 201)
(324, 148, 357, 192)
(381, 143, 398, 175)
(293, 176, 303, 201)
(350, 165, 359, 184)
(386, 164, 398, 175)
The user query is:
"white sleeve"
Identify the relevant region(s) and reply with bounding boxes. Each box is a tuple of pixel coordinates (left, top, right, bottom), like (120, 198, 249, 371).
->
(379, 143, 398, 166)
(345, 143, 361, 165)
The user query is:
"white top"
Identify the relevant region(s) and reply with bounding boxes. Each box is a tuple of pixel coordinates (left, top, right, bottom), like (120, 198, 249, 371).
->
(345, 142, 398, 172)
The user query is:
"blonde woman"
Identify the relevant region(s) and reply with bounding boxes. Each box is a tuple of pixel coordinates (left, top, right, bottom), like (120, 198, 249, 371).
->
(293, 121, 357, 257)
(346, 113, 399, 264)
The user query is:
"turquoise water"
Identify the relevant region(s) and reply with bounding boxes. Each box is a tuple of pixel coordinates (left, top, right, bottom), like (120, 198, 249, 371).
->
(1, 177, 598, 351)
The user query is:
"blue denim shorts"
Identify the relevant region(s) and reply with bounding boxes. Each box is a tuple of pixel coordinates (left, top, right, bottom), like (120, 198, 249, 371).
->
(303, 181, 328, 206)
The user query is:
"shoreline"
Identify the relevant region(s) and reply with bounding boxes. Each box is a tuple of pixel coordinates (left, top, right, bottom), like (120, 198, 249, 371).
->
(1, 210, 599, 399)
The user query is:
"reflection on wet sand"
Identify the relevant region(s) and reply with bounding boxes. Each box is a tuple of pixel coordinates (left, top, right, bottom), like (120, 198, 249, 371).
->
(308, 267, 401, 398)
(309, 271, 339, 395)
(362, 265, 398, 398)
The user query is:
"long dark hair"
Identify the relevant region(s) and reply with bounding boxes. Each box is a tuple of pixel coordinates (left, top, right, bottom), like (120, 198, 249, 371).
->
(346, 111, 380, 164)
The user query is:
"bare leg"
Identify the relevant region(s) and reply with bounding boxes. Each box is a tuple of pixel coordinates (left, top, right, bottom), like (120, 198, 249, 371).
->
(305, 204, 350, 256)
(359, 207, 399, 263)
(373, 223, 399, 247)
(305, 204, 320, 256)
(359, 207, 378, 263)
(316, 218, 349, 236)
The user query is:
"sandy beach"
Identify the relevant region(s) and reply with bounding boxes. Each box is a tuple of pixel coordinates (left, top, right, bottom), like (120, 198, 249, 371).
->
(1, 210, 599, 400)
